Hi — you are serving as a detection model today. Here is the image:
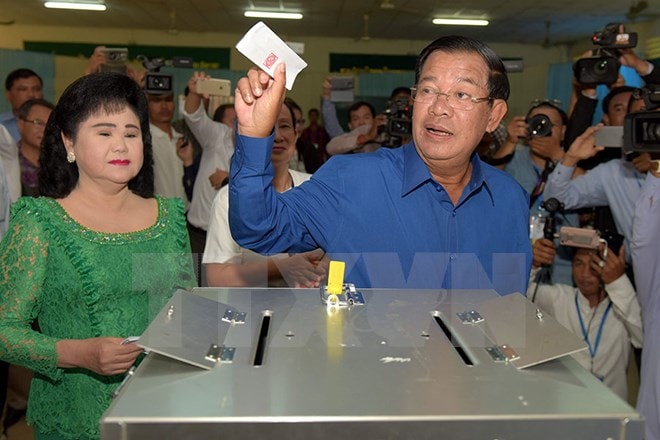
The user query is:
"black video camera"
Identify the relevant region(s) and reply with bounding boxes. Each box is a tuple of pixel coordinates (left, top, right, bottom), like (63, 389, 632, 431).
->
(592, 23, 638, 50)
(138, 55, 193, 94)
(377, 99, 412, 148)
(624, 111, 660, 153)
(573, 23, 638, 87)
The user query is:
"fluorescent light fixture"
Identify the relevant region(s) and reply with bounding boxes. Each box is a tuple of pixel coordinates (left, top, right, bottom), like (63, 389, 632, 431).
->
(44, 1, 106, 11)
(244, 10, 303, 20)
(432, 18, 489, 26)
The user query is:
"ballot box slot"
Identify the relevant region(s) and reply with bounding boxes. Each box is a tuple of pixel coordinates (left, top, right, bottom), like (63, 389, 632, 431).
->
(253, 310, 273, 367)
(432, 311, 475, 366)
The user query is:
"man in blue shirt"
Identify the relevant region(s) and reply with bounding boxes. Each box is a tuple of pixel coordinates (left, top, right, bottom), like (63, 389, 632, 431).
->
(229, 35, 531, 294)
(0, 69, 44, 142)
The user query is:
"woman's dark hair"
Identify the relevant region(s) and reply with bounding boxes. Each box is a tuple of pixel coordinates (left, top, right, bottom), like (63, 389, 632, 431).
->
(38, 72, 154, 198)
(414, 35, 510, 102)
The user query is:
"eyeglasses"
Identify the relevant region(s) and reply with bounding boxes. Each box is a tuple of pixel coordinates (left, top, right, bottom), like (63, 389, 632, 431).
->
(410, 86, 492, 111)
(20, 117, 47, 127)
(530, 98, 563, 109)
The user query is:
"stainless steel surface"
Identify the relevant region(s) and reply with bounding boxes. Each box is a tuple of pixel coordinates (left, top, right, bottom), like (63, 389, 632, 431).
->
(101, 288, 642, 440)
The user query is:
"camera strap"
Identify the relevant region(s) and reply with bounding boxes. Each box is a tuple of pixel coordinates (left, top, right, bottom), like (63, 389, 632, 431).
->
(529, 160, 555, 208)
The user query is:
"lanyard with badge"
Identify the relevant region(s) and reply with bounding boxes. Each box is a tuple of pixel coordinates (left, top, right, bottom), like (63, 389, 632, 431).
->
(575, 291, 612, 381)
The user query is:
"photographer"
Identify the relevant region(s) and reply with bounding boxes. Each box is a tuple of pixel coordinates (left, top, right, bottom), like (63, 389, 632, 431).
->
(491, 100, 578, 285)
(529, 237, 642, 402)
(326, 101, 385, 155)
(544, 89, 660, 262)
(566, 23, 659, 162)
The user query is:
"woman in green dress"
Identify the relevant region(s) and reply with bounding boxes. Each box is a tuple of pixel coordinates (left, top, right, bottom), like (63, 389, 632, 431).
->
(0, 72, 196, 439)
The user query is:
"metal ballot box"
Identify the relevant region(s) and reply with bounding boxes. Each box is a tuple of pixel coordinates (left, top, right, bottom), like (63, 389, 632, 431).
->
(101, 288, 643, 440)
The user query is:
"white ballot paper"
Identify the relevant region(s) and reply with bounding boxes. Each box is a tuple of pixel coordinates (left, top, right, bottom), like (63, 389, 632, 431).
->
(235, 21, 308, 90)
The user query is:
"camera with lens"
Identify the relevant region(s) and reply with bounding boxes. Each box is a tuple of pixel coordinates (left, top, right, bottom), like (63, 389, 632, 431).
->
(592, 23, 637, 50)
(573, 23, 638, 87)
(526, 114, 553, 138)
(624, 110, 660, 153)
(377, 99, 412, 148)
(138, 54, 193, 94)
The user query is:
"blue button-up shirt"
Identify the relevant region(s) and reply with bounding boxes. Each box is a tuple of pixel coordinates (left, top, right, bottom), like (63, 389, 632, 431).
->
(229, 133, 531, 294)
(0, 111, 19, 143)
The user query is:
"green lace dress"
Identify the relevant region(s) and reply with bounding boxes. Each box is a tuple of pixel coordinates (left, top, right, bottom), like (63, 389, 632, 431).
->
(0, 196, 196, 439)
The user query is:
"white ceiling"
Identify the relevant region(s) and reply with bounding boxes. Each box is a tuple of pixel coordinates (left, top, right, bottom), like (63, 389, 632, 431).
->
(0, 0, 658, 47)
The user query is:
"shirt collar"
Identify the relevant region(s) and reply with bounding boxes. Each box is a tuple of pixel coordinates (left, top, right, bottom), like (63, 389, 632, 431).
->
(402, 143, 493, 204)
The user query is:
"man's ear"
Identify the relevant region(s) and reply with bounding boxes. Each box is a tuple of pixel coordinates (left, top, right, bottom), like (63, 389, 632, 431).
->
(602, 113, 611, 126)
(486, 99, 508, 132)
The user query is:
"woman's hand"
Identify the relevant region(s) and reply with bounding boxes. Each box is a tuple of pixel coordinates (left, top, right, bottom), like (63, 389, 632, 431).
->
(57, 337, 144, 376)
(235, 64, 287, 138)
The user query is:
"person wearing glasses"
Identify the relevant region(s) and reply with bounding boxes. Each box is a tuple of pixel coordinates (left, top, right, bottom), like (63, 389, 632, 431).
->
(227, 35, 531, 294)
(490, 100, 579, 285)
(16, 99, 55, 197)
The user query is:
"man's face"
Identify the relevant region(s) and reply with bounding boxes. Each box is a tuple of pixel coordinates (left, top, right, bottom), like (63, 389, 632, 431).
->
(347, 105, 374, 130)
(528, 105, 566, 146)
(146, 93, 174, 125)
(17, 104, 51, 149)
(604, 91, 632, 126)
(412, 51, 506, 168)
(6, 76, 43, 113)
(572, 249, 601, 298)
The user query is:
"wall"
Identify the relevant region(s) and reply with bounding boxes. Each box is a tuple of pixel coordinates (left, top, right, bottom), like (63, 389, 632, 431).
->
(0, 23, 571, 122)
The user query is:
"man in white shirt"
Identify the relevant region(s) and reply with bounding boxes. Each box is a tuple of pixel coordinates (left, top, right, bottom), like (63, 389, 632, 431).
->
(147, 90, 188, 206)
(180, 72, 234, 255)
(529, 238, 642, 401)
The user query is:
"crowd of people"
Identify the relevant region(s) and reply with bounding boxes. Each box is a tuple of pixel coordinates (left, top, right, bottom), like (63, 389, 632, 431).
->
(0, 28, 658, 440)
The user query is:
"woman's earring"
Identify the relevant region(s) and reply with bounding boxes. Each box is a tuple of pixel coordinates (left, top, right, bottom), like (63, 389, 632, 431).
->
(66, 151, 76, 163)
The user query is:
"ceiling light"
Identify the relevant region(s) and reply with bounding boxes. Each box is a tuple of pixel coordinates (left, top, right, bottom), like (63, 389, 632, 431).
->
(244, 11, 303, 20)
(432, 18, 489, 26)
(44, 1, 106, 11)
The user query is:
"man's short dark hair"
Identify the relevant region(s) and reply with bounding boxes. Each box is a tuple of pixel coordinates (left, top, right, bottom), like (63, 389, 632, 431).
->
(5, 68, 43, 91)
(38, 72, 154, 199)
(602, 86, 635, 115)
(390, 86, 411, 101)
(527, 101, 568, 126)
(17, 98, 54, 121)
(348, 101, 375, 119)
(414, 35, 509, 101)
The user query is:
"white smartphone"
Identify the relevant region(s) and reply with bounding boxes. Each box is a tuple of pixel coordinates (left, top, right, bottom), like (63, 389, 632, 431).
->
(196, 78, 231, 96)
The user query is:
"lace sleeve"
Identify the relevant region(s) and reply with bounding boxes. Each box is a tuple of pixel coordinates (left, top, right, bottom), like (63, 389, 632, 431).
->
(0, 200, 62, 382)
